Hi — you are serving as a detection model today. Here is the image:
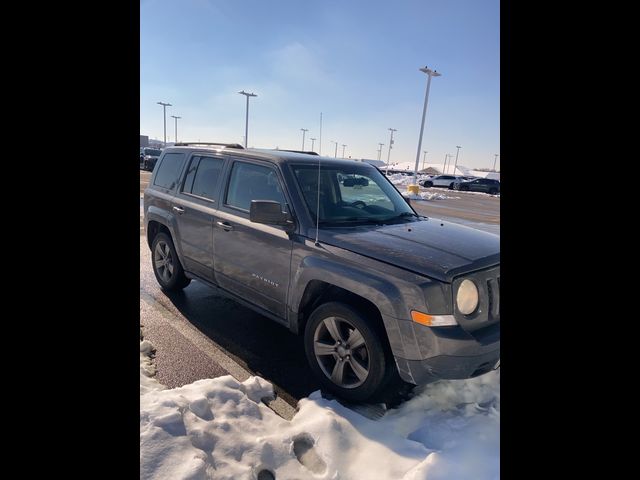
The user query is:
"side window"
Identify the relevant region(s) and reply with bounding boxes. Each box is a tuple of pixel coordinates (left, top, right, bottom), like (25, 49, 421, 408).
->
(182, 156, 224, 201)
(153, 153, 186, 190)
(226, 162, 286, 212)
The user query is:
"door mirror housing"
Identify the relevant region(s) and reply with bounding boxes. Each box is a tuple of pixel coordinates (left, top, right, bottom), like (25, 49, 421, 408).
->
(250, 200, 294, 230)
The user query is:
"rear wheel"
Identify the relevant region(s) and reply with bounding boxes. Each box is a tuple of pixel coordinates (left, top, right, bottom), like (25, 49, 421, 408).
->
(304, 302, 396, 402)
(423, 181, 433, 188)
(449, 182, 455, 189)
(489, 188, 498, 195)
(151, 232, 191, 291)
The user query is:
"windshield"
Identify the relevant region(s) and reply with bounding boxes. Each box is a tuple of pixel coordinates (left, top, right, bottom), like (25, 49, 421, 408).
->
(144, 149, 162, 156)
(292, 163, 415, 226)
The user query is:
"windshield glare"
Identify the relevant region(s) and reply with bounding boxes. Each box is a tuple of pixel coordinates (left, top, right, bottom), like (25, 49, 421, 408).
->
(292, 164, 414, 225)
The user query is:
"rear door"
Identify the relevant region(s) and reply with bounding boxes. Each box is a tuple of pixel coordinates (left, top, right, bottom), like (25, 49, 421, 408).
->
(212, 158, 294, 319)
(172, 153, 226, 282)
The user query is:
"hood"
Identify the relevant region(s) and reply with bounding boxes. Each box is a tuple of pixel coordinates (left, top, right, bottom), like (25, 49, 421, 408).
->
(316, 218, 499, 282)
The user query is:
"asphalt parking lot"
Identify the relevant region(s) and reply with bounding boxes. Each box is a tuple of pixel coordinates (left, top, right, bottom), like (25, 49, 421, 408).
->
(139, 169, 500, 412)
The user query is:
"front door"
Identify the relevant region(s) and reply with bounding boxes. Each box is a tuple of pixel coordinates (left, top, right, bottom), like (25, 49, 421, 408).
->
(212, 159, 294, 319)
(172, 154, 226, 281)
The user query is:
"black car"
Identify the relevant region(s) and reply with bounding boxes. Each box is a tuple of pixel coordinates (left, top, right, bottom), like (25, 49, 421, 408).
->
(454, 178, 500, 195)
(141, 148, 163, 171)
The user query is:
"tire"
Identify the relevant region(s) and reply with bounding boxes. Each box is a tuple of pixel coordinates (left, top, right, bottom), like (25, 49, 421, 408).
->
(423, 181, 433, 188)
(489, 188, 498, 195)
(304, 302, 396, 402)
(461, 185, 469, 191)
(151, 232, 191, 291)
(449, 182, 454, 189)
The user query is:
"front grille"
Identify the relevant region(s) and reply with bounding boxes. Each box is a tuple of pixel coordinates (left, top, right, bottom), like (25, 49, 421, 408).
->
(486, 276, 500, 321)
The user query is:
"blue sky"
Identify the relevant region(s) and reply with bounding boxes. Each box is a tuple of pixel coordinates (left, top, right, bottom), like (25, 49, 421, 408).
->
(141, 0, 499, 170)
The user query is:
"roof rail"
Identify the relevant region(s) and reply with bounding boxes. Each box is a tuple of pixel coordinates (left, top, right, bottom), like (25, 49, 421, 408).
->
(276, 149, 319, 156)
(174, 142, 244, 149)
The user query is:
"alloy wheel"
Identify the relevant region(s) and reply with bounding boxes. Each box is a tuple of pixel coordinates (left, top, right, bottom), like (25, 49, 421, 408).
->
(154, 240, 174, 283)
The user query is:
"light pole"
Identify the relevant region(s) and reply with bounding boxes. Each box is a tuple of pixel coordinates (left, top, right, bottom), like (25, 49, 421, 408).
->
(310, 138, 316, 151)
(443, 153, 452, 174)
(331, 141, 338, 158)
(422, 151, 428, 171)
(157, 101, 172, 147)
(171, 115, 181, 144)
(300, 128, 308, 150)
(452, 146, 461, 175)
(412, 66, 441, 184)
(341, 144, 347, 158)
(238, 90, 257, 148)
(378, 143, 384, 161)
(493, 153, 499, 171)
(386, 128, 397, 174)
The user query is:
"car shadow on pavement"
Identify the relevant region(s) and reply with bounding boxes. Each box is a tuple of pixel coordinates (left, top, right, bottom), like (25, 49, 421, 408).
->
(162, 284, 320, 406)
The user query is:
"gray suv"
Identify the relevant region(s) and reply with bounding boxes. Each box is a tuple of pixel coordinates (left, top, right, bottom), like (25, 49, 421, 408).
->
(144, 143, 500, 402)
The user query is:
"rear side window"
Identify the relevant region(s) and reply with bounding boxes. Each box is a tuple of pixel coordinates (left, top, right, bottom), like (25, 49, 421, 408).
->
(182, 156, 224, 201)
(153, 153, 186, 190)
(226, 162, 285, 211)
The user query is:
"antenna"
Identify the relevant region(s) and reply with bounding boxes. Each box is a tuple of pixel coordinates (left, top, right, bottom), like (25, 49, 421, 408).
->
(314, 154, 322, 246)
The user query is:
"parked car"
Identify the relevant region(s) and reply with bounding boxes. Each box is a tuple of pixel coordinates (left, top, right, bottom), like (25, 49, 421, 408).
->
(454, 178, 501, 195)
(141, 148, 163, 171)
(420, 175, 465, 189)
(144, 144, 500, 402)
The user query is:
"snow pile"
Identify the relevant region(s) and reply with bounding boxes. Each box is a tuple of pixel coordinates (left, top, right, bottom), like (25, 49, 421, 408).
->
(402, 191, 460, 201)
(387, 173, 429, 186)
(140, 338, 499, 480)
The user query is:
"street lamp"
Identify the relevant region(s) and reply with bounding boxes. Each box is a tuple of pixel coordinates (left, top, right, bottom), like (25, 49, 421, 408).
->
(443, 153, 452, 174)
(331, 140, 338, 158)
(386, 128, 397, 174)
(452, 146, 461, 175)
(171, 115, 181, 144)
(300, 128, 308, 150)
(310, 137, 316, 151)
(412, 66, 442, 184)
(378, 143, 385, 161)
(238, 90, 257, 148)
(341, 144, 347, 158)
(422, 150, 428, 171)
(157, 101, 172, 146)
(493, 153, 499, 171)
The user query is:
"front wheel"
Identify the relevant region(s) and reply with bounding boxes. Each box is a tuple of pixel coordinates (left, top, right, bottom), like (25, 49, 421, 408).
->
(423, 181, 433, 188)
(489, 188, 498, 195)
(304, 302, 395, 402)
(151, 232, 191, 291)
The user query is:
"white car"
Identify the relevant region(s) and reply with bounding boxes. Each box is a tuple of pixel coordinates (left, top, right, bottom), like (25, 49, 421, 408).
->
(420, 175, 465, 189)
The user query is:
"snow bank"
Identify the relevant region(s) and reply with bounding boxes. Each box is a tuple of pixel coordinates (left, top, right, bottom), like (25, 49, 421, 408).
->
(140, 340, 499, 480)
(402, 191, 460, 201)
(387, 173, 430, 186)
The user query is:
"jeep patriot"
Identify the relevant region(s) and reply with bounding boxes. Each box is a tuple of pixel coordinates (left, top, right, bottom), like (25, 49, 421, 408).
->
(144, 143, 500, 402)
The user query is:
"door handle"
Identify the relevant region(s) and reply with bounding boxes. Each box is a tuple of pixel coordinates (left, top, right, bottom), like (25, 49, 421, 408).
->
(216, 221, 234, 231)
(173, 206, 185, 214)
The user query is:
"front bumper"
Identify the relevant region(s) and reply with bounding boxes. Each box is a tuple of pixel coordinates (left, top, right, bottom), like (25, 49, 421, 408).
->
(382, 313, 500, 385)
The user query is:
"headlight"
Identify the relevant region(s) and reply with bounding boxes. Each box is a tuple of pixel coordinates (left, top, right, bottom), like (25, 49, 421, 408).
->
(456, 279, 479, 315)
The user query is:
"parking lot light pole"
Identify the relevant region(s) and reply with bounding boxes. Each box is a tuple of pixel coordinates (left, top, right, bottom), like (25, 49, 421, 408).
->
(341, 144, 347, 158)
(157, 101, 172, 147)
(493, 153, 499, 171)
(443, 153, 451, 174)
(310, 137, 316, 151)
(413, 67, 441, 184)
(452, 146, 461, 175)
(238, 90, 257, 148)
(422, 150, 428, 170)
(171, 115, 181, 144)
(386, 128, 397, 174)
(300, 128, 308, 150)
(331, 141, 338, 158)
(378, 143, 384, 161)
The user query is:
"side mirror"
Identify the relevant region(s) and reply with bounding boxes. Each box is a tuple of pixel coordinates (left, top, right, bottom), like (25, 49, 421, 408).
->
(250, 200, 294, 230)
